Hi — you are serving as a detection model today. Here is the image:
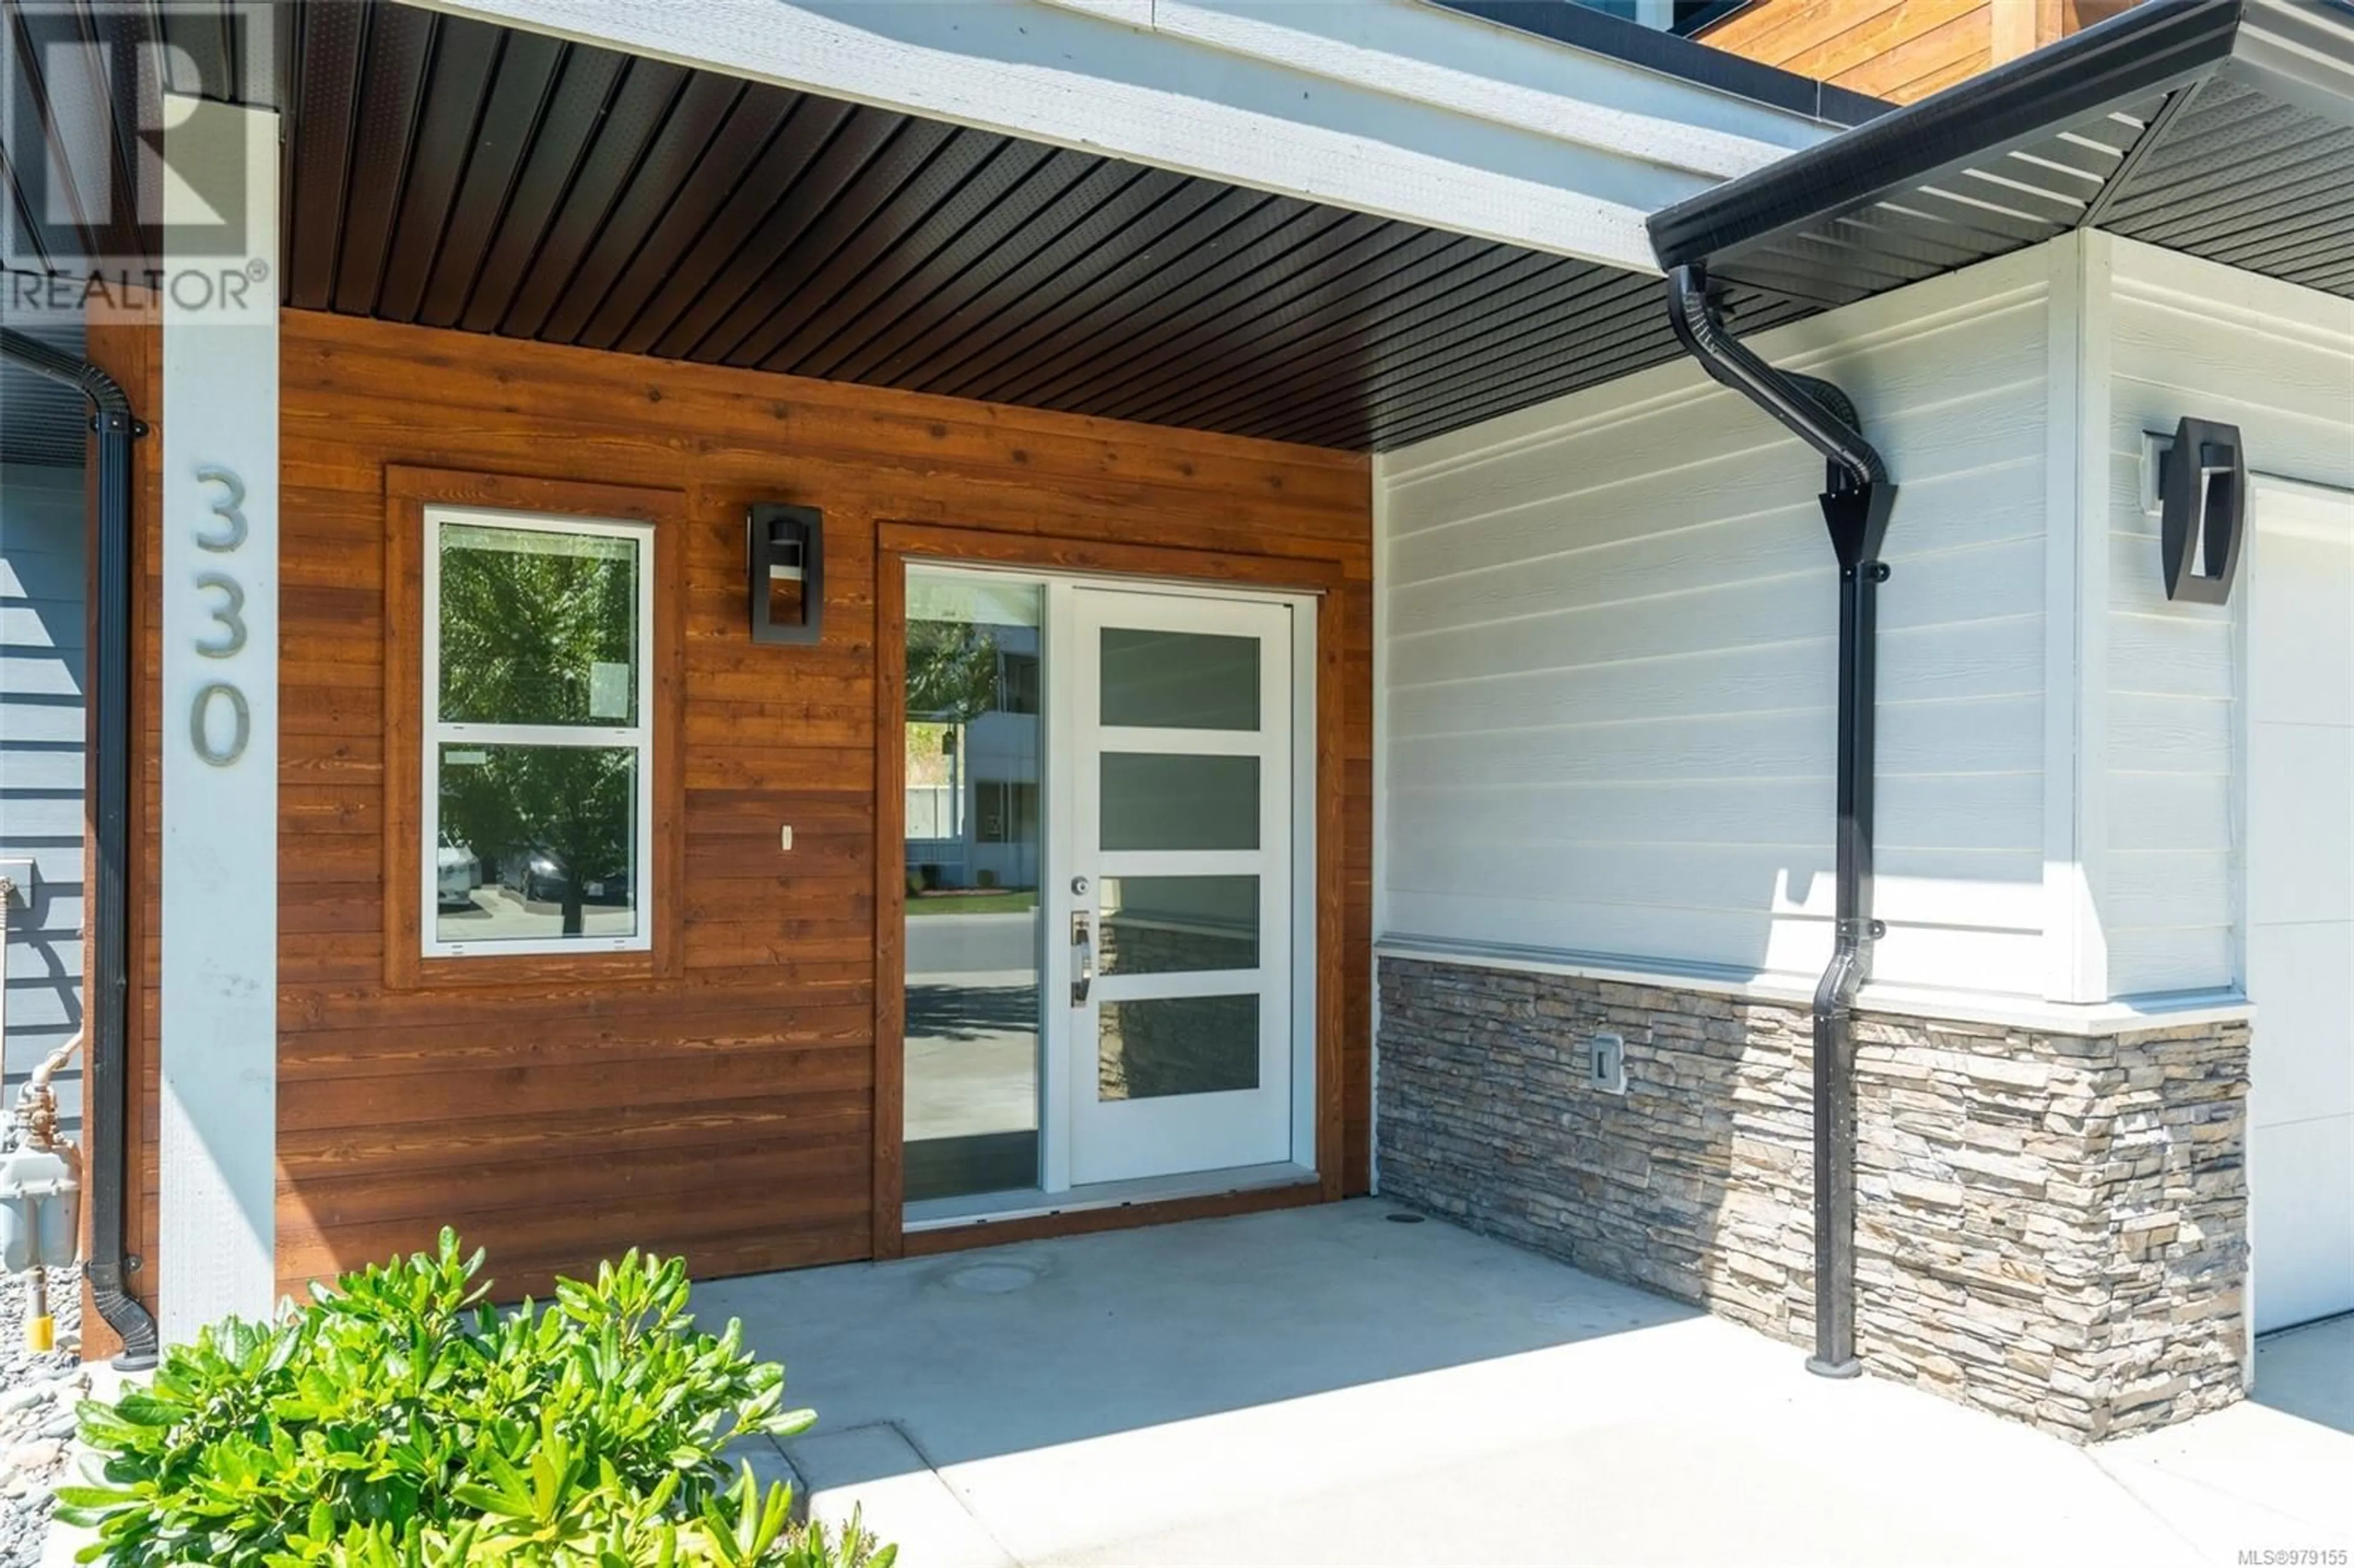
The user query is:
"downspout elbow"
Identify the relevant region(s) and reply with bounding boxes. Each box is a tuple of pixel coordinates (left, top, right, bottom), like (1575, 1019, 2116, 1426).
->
(1811, 940, 1868, 1020)
(0, 325, 131, 416)
(1666, 264, 1889, 497)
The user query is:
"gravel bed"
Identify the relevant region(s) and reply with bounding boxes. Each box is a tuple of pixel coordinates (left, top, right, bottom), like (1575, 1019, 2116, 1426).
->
(0, 1265, 87, 1568)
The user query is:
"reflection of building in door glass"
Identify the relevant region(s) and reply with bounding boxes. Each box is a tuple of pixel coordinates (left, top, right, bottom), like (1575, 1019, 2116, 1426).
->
(904, 614, 1043, 899)
(902, 573, 1046, 1203)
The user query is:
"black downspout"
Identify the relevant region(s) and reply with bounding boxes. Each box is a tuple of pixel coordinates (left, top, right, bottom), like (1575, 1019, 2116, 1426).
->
(1, 324, 162, 1371)
(1664, 263, 1895, 1380)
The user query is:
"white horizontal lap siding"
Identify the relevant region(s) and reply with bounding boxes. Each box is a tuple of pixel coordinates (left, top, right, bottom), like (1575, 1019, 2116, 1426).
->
(2102, 240, 2354, 997)
(1379, 249, 2053, 1000)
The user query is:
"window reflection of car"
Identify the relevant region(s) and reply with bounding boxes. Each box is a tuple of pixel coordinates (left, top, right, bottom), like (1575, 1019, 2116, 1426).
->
(509, 846, 631, 907)
(436, 840, 481, 910)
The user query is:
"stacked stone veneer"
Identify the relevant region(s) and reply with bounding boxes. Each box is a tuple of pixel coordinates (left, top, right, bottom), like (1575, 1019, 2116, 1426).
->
(1376, 957, 2250, 1442)
(1096, 919, 1257, 1100)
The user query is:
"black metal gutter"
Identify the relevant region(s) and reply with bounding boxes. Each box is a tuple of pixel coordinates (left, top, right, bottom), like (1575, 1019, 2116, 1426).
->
(1649, 0, 2246, 271)
(1664, 262, 1893, 1379)
(0, 324, 160, 1371)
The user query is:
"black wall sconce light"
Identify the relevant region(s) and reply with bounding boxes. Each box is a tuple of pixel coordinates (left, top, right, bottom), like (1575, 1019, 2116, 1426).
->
(2159, 416, 2246, 605)
(748, 503, 823, 644)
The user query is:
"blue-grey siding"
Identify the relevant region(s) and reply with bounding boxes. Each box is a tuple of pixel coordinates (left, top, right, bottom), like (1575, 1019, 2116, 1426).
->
(2, 461, 87, 1132)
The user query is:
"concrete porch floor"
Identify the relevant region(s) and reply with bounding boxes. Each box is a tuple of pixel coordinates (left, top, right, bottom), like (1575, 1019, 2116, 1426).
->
(699, 1201, 2354, 1567)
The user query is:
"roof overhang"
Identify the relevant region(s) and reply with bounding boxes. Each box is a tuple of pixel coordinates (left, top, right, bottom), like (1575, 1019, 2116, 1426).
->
(2, 0, 1856, 451)
(412, 0, 1858, 275)
(1649, 0, 2354, 306)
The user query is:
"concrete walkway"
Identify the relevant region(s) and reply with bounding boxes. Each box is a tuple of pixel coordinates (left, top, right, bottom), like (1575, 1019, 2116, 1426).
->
(699, 1201, 2354, 1567)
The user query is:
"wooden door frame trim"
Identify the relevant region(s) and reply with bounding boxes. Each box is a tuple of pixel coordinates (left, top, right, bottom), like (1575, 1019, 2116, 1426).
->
(872, 542, 910, 1258)
(870, 519, 1349, 1261)
(899, 1177, 1325, 1257)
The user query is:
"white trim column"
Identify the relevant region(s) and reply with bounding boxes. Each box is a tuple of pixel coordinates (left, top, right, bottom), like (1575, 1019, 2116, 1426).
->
(2042, 229, 2114, 1005)
(158, 93, 280, 1337)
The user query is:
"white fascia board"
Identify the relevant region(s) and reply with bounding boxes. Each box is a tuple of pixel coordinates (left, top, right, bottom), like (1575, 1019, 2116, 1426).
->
(411, 0, 1837, 275)
(1043, 0, 1826, 175)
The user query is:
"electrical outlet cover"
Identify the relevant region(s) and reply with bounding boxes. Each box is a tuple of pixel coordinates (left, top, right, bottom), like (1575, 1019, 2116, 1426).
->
(1589, 1032, 1627, 1095)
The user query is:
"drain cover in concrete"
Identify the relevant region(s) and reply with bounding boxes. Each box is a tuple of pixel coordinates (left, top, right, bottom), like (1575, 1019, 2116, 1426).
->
(942, 1262, 1039, 1295)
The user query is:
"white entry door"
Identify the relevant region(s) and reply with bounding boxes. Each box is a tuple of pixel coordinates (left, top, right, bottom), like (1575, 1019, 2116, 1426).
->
(1058, 588, 1295, 1186)
(2246, 479, 2354, 1333)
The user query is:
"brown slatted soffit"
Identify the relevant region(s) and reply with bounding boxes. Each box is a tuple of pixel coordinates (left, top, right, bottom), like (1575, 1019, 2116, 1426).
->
(2, 0, 1813, 452)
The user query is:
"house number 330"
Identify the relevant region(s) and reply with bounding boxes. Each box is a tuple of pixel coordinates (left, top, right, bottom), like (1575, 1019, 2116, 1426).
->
(188, 465, 252, 767)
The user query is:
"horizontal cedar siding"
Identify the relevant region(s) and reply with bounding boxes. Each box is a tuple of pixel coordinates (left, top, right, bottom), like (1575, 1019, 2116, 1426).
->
(1700, 0, 1991, 104)
(266, 310, 1371, 1303)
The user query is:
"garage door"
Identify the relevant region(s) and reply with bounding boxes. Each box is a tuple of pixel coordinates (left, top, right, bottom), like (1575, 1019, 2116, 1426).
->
(2247, 478, 2354, 1334)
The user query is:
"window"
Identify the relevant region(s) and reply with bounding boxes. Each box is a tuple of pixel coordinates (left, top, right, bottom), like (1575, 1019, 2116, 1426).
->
(422, 508, 655, 957)
(973, 779, 1039, 845)
(995, 650, 1040, 715)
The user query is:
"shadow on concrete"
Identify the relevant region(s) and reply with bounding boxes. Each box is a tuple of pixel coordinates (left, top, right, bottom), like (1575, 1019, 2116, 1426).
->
(695, 1198, 1698, 1486)
(2252, 1313, 2354, 1436)
(905, 982, 1037, 1045)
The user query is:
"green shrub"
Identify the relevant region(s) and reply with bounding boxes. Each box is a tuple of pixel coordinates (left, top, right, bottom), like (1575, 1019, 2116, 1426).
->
(58, 1231, 895, 1567)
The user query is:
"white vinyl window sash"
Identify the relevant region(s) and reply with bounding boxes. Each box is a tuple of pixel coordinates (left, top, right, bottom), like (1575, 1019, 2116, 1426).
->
(421, 506, 656, 959)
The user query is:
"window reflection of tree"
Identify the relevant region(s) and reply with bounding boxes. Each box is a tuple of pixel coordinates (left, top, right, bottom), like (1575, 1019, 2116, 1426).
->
(438, 529, 636, 938)
(905, 618, 1004, 725)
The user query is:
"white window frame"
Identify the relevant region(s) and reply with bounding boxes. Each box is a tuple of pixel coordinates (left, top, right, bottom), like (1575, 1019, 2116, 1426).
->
(421, 505, 657, 959)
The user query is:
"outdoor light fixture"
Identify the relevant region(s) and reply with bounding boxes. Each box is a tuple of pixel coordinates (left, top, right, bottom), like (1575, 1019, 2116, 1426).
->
(2159, 417, 2246, 606)
(748, 503, 823, 644)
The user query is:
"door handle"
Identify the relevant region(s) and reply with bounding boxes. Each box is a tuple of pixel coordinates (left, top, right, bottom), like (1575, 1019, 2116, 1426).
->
(1070, 911, 1094, 1005)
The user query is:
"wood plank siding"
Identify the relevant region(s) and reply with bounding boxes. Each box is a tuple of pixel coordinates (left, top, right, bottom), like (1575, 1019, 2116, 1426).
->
(1696, 1, 2144, 104)
(109, 308, 1371, 1310)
